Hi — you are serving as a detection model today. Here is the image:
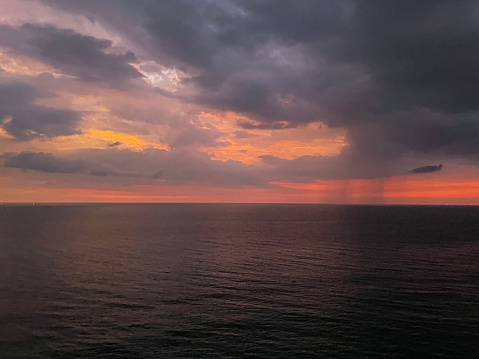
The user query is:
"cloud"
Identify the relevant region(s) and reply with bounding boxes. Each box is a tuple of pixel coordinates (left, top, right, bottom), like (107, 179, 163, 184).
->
(35, 1, 479, 159)
(167, 126, 223, 149)
(4, 0, 479, 184)
(1, 148, 265, 186)
(238, 120, 290, 130)
(108, 141, 122, 147)
(0, 81, 81, 140)
(0, 23, 142, 86)
(1, 150, 144, 178)
(1, 143, 444, 192)
(259, 152, 399, 183)
(74, 148, 265, 186)
(341, 1, 479, 114)
(4, 151, 85, 173)
(409, 164, 443, 174)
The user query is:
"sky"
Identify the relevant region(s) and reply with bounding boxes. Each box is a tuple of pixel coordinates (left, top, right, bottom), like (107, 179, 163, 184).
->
(1, 0, 479, 204)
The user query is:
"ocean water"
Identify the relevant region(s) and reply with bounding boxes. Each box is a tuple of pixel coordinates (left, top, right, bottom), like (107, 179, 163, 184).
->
(0, 204, 478, 358)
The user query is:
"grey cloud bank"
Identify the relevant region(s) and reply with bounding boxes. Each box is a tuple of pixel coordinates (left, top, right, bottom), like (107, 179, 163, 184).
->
(0, 23, 142, 86)
(0, 81, 80, 140)
(38, 1, 479, 159)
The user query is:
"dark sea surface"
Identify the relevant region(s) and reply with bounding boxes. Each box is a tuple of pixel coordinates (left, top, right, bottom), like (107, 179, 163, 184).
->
(1, 204, 479, 358)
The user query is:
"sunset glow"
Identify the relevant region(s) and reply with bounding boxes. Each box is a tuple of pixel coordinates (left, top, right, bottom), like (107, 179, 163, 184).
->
(1, 1, 479, 204)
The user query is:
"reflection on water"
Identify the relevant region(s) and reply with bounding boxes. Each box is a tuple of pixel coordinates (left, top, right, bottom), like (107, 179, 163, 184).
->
(0, 204, 478, 357)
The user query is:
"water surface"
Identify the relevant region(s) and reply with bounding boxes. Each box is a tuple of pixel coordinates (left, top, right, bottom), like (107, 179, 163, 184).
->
(1, 204, 478, 358)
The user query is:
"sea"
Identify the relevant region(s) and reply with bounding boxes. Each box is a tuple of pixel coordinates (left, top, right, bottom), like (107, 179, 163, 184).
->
(0, 204, 478, 358)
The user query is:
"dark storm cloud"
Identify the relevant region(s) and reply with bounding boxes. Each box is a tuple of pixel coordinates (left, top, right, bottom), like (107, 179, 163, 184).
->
(0, 23, 142, 86)
(340, 1, 479, 114)
(38, 0, 350, 124)
(348, 109, 479, 159)
(0, 82, 80, 140)
(29, 0, 479, 177)
(4, 152, 85, 173)
(409, 164, 443, 174)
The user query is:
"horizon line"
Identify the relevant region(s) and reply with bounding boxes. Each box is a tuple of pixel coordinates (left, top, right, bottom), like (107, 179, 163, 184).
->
(1, 202, 477, 207)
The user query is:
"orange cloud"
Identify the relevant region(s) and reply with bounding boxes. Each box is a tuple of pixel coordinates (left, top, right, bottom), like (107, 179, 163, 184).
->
(85, 129, 168, 151)
(0, 126, 15, 140)
(33, 129, 169, 153)
(205, 137, 345, 164)
(196, 113, 347, 164)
